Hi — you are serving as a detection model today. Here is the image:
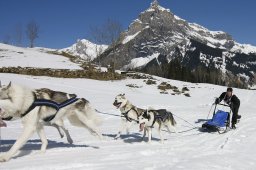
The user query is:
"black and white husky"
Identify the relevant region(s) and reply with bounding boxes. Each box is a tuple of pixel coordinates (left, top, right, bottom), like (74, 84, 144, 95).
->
(0, 82, 102, 162)
(138, 108, 176, 143)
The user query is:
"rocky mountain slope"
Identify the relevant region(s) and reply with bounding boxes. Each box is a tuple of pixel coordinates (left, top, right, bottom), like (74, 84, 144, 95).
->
(97, 0, 256, 87)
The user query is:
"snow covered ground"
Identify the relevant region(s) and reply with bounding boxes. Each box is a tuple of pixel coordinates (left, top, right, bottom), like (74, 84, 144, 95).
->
(0, 73, 255, 170)
(0, 43, 81, 70)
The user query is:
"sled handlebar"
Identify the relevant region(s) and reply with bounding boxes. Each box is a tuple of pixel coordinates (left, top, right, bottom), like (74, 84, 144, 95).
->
(216, 103, 230, 107)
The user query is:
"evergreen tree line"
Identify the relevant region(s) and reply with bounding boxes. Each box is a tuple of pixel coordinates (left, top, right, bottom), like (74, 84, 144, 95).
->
(142, 58, 246, 88)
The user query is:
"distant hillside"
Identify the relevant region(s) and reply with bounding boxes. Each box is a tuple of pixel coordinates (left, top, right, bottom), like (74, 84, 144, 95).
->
(0, 43, 123, 80)
(59, 39, 108, 61)
(0, 43, 82, 70)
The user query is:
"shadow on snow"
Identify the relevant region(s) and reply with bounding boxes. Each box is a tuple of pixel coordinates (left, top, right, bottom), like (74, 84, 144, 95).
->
(0, 139, 99, 159)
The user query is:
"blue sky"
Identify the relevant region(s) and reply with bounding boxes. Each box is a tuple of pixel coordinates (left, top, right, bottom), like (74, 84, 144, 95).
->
(0, 0, 255, 49)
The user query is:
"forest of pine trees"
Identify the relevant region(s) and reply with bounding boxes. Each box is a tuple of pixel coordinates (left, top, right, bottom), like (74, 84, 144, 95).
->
(141, 58, 247, 88)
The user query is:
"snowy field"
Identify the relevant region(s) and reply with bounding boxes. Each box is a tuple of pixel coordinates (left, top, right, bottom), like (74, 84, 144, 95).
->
(0, 44, 81, 70)
(0, 73, 255, 170)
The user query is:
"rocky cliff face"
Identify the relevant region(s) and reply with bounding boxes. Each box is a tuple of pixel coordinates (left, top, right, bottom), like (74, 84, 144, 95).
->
(97, 1, 256, 87)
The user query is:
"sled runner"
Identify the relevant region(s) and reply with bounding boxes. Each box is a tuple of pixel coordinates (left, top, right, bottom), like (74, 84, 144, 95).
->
(201, 104, 231, 134)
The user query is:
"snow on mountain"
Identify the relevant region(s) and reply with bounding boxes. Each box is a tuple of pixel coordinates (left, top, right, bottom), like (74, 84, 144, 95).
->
(123, 53, 160, 69)
(0, 72, 256, 170)
(60, 39, 108, 61)
(146, 2, 256, 55)
(0, 43, 82, 70)
(122, 31, 141, 44)
(143, 2, 256, 55)
(98, 1, 256, 87)
(188, 23, 256, 54)
(231, 42, 256, 54)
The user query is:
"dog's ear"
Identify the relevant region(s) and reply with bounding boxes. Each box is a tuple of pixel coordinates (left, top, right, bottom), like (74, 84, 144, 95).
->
(7, 82, 12, 89)
(120, 93, 126, 99)
(142, 111, 150, 120)
(148, 106, 154, 111)
(142, 111, 147, 118)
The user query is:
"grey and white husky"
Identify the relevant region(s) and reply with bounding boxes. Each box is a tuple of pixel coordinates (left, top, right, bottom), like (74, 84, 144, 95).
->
(138, 108, 176, 143)
(0, 82, 102, 162)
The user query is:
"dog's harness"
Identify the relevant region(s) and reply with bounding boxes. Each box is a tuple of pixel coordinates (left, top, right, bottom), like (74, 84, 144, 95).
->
(121, 107, 140, 123)
(2, 116, 13, 121)
(149, 110, 169, 128)
(3, 92, 79, 122)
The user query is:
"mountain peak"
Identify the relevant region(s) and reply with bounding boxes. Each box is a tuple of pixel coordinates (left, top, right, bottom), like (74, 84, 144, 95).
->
(147, 0, 169, 12)
(151, 0, 159, 8)
(60, 39, 108, 61)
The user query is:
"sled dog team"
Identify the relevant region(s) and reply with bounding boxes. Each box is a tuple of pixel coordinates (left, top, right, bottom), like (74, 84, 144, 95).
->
(0, 83, 176, 161)
(0, 82, 237, 162)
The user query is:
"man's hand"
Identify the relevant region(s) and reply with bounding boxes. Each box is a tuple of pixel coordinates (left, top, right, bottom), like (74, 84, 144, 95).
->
(215, 98, 220, 104)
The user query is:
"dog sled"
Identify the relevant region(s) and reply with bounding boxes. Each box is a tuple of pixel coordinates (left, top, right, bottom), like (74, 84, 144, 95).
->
(201, 103, 232, 134)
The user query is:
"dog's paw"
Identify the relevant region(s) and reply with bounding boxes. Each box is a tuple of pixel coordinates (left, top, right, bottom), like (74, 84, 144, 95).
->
(60, 133, 64, 138)
(40, 147, 47, 153)
(0, 154, 11, 162)
(67, 138, 73, 144)
(97, 135, 104, 141)
(114, 133, 121, 140)
(35, 150, 46, 155)
(140, 140, 147, 144)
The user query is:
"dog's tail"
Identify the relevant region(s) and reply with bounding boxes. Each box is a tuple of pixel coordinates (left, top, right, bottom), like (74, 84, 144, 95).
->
(167, 111, 177, 126)
(83, 100, 102, 126)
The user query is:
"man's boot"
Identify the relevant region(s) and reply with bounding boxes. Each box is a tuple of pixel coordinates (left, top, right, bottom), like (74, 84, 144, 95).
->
(231, 123, 236, 129)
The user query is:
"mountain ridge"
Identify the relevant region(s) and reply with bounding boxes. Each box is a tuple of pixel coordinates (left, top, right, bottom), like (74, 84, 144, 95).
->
(96, 1, 256, 87)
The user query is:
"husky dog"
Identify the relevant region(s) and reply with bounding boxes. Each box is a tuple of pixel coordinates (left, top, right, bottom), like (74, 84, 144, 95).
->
(113, 94, 146, 139)
(0, 82, 102, 162)
(138, 108, 176, 143)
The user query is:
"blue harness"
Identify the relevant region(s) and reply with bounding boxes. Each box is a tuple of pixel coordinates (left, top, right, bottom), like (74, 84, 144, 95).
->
(21, 93, 79, 122)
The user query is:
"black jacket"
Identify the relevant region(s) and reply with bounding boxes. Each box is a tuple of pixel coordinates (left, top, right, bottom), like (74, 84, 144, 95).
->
(219, 92, 240, 106)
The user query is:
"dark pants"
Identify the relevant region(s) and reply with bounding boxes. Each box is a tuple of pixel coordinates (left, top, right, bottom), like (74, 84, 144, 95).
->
(231, 102, 240, 124)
